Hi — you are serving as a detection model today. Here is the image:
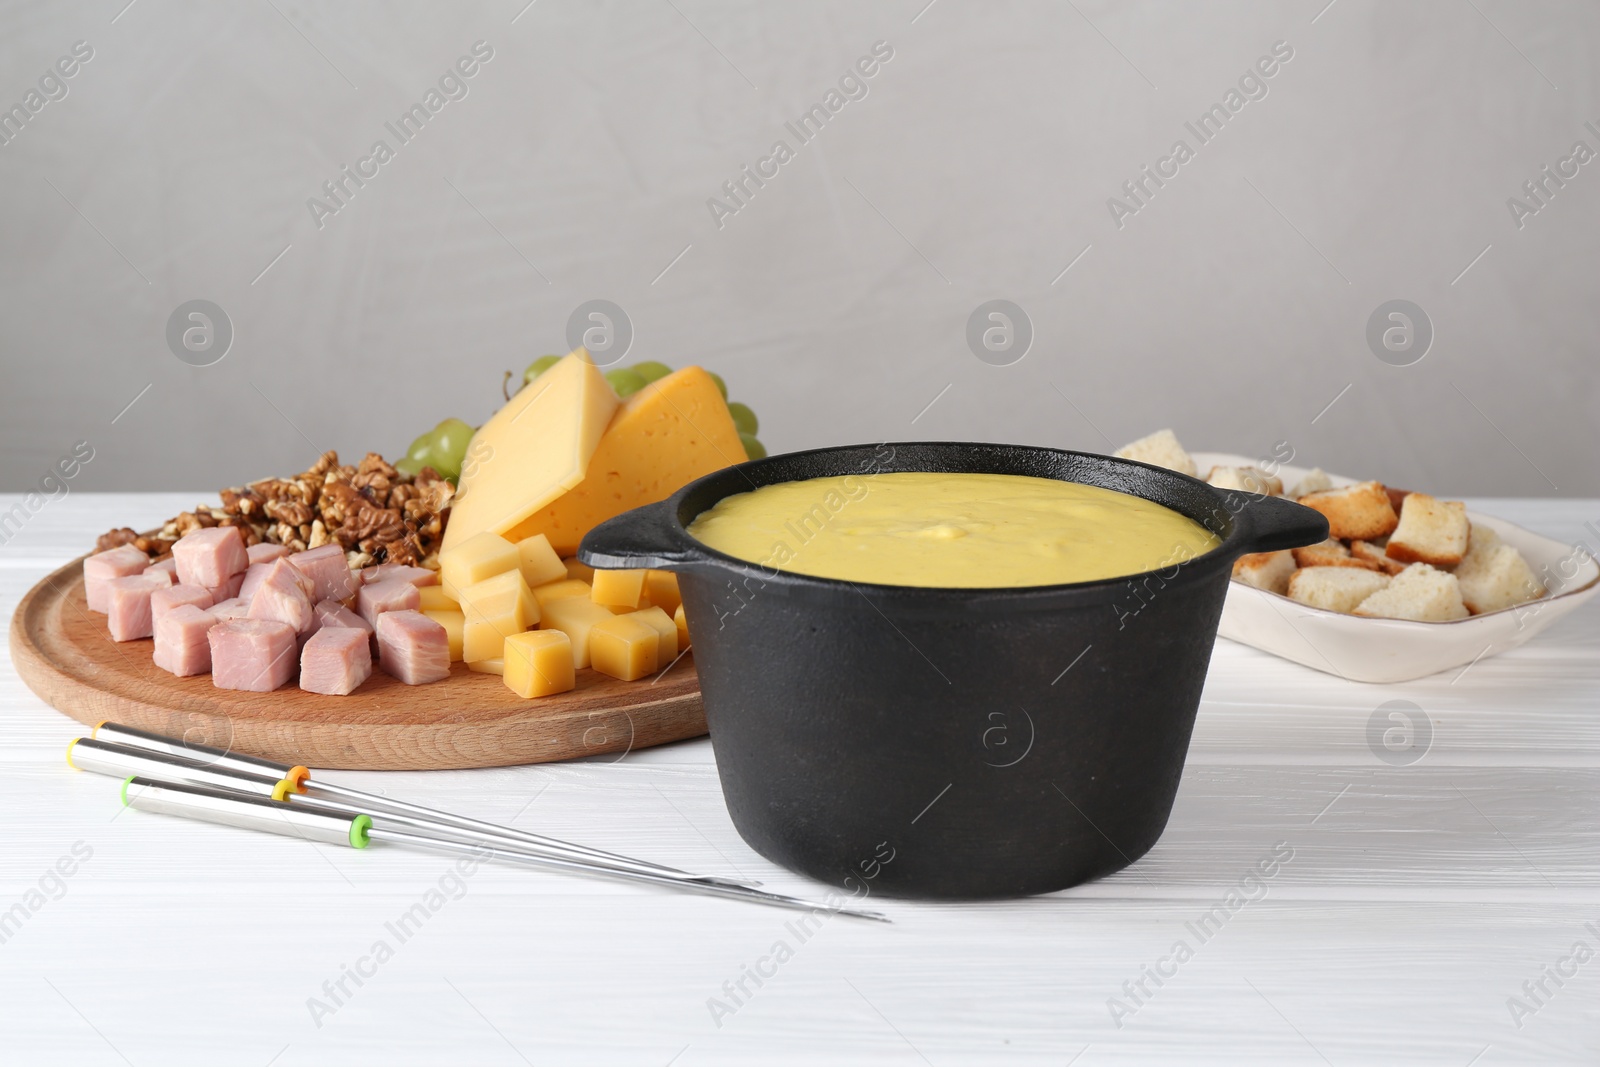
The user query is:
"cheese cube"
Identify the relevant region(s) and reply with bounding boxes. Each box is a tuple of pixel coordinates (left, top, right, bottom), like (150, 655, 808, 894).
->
(423, 608, 465, 661)
(440, 531, 520, 598)
(515, 533, 567, 589)
(459, 570, 536, 663)
(589, 614, 660, 681)
(673, 604, 690, 649)
(503, 630, 576, 698)
(539, 595, 617, 669)
(531, 578, 592, 611)
(643, 570, 682, 614)
(418, 585, 459, 612)
(466, 658, 504, 675)
(563, 557, 595, 583)
(629, 606, 678, 663)
(591, 568, 646, 609)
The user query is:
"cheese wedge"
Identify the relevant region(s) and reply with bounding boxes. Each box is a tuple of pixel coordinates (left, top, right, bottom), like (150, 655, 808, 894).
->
(503, 366, 747, 555)
(442, 349, 619, 552)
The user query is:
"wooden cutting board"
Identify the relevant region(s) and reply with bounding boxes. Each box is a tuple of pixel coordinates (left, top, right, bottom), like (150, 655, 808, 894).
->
(10, 554, 706, 770)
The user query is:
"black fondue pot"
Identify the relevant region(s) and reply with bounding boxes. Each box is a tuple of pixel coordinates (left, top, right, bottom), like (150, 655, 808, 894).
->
(580, 442, 1327, 900)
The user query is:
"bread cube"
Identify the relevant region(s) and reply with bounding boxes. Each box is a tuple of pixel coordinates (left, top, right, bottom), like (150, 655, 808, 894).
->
(299, 627, 372, 696)
(1113, 429, 1196, 477)
(1231, 550, 1295, 595)
(1454, 525, 1545, 614)
(173, 527, 248, 589)
(1206, 466, 1283, 496)
(153, 604, 218, 676)
(1349, 539, 1406, 575)
(84, 544, 150, 613)
(209, 618, 297, 691)
(540, 595, 617, 669)
(1353, 563, 1469, 622)
(515, 533, 567, 589)
(375, 610, 451, 685)
(503, 629, 576, 698)
(1286, 567, 1391, 614)
(1290, 468, 1333, 497)
(1296, 481, 1399, 541)
(590, 614, 660, 681)
(591, 568, 646, 609)
(1292, 539, 1379, 571)
(1385, 493, 1469, 567)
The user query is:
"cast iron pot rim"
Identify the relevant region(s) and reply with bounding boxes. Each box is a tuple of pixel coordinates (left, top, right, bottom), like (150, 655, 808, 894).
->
(582, 440, 1328, 611)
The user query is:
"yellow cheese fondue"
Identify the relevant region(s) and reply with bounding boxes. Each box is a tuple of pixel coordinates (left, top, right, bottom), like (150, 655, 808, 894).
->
(686, 472, 1220, 588)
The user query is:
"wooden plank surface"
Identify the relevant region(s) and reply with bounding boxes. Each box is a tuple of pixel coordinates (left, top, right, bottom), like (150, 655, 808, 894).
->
(2, 494, 1597, 1065)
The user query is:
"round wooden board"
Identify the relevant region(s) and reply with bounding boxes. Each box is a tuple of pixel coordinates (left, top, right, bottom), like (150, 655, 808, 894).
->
(10, 555, 706, 770)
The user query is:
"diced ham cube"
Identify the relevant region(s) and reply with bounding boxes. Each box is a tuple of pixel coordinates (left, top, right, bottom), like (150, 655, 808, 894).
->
(209, 618, 297, 692)
(84, 545, 149, 613)
(357, 578, 421, 627)
(153, 604, 218, 676)
(300, 627, 373, 695)
(247, 543, 290, 565)
(105, 573, 174, 641)
(151, 584, 214, 623)
(289, 544, 359, 603)
(361, 564, 439, 587)
(173, 527, 248, 589)
(313, 599, 374, 638)
(376, 610, 450, 685)
(208, 570, 245, 602)
(148, 557, 178, 578)
(248, 558, 315, 633)
(240, 560, 312, 602)
(207, 597, 252, 621)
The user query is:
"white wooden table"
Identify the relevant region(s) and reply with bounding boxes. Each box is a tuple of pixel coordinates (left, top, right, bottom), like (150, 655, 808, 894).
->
(3, 494, 1596, 1066)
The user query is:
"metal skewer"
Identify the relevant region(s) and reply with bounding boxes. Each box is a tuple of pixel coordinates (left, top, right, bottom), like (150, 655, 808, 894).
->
(92, 721, 759, 890)
(119, 778, 889, 922)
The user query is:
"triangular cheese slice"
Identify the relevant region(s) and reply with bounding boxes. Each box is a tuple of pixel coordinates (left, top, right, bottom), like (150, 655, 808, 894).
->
(503, 366, 748, 555)
(441, 350, 618, 552)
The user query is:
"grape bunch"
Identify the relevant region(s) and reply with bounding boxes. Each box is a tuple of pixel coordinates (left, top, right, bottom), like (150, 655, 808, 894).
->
(523, 356, 765, 460)
(396, 417, 475, 483)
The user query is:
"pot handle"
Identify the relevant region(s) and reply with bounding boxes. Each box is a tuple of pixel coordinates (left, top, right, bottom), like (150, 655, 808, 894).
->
(1218, 491, 1330, 554)
(578, 500, 703, 571)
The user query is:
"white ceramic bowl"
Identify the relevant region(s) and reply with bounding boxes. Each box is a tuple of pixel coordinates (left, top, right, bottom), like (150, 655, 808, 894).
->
(1193, 452, 1600, 684)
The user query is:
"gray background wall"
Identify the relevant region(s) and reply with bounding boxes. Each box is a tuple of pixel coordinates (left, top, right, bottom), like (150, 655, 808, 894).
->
(1, 0, 1596, 496)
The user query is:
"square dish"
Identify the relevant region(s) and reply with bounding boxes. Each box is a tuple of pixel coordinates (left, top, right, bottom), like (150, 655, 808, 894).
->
(1193, 452, 1599, 683)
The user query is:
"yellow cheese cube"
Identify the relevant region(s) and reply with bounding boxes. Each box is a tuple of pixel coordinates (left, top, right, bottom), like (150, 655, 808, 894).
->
(466, 658, 504, 675)
(515, 533, 567, 589)
(503, 366, 747, 554)
(531, 578, 592, 611)
(440, 532, 519, 596)
(459, 570, 537, 663)
(503, 629, 576, 698)
(643, 570, 682, 614)
(443, 350, 619, 551)
(422, 608, 465, 661)
(591, 568, 646, 609)
(589, 614, 660, 681)
(629, 606, 678, 663)
(563, 557, 595, 583)
(540, 595, 617, 669)
(673, 604, 690, 650)
(418, 586, 460, 612)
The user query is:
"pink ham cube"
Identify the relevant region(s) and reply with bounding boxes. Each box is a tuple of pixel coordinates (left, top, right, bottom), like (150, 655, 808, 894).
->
(209, 618, 297, 692)
(247, 543, 290, 565)
(153, 604, 218, 676)
(173, 527, 248, 589)
(84, 545, 149, 613)
(248, 558, 315, 633)
(313, 599, 373, 638)
(289, 544, 359, 603)
(148, 557, 178, 579)
(300, 627, 373, 695)
(208, 569, 245, 602)
(376, 610, 450, 685)
(357, 578, 421, 627)
(105, 572, 174, 641)
(208, 597, 251, 621)
(151, 584, 213, 623)
(240, 560, 312, 602)
(360, 563, 439, 587)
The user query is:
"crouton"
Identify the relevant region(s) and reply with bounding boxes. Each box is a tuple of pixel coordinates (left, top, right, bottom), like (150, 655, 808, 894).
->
(1385, 487, 1412, 514)
(1232, 550, 1295, 595)
(1296, 480, 1399, 541)
(1291, 468, 1333, 497)
(1287, 567, 1391, 613)
(1292, 538, 1381, 571)
(1113, 429, 1196, 477)
(1353, 563, 1469, 622)
(1206, 466, 1284, 496)
(1454, 524, 1545, 614)
(1350, 539, 1406, 575)
(1385, 493, 1469, 567)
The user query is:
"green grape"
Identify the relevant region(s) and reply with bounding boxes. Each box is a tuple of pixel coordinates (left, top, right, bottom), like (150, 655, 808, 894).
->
(630, 361, 672, 384)
(395, 456, 427, 478)
(706, 371, 728, 399)
(428, 418, 475, 481)
(405, 429, 441, 464)
(739, 433, 766, 460)
(522, 354, 563, 385)
(606, 368, 648, 398)
(726, 401, 758, 436)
